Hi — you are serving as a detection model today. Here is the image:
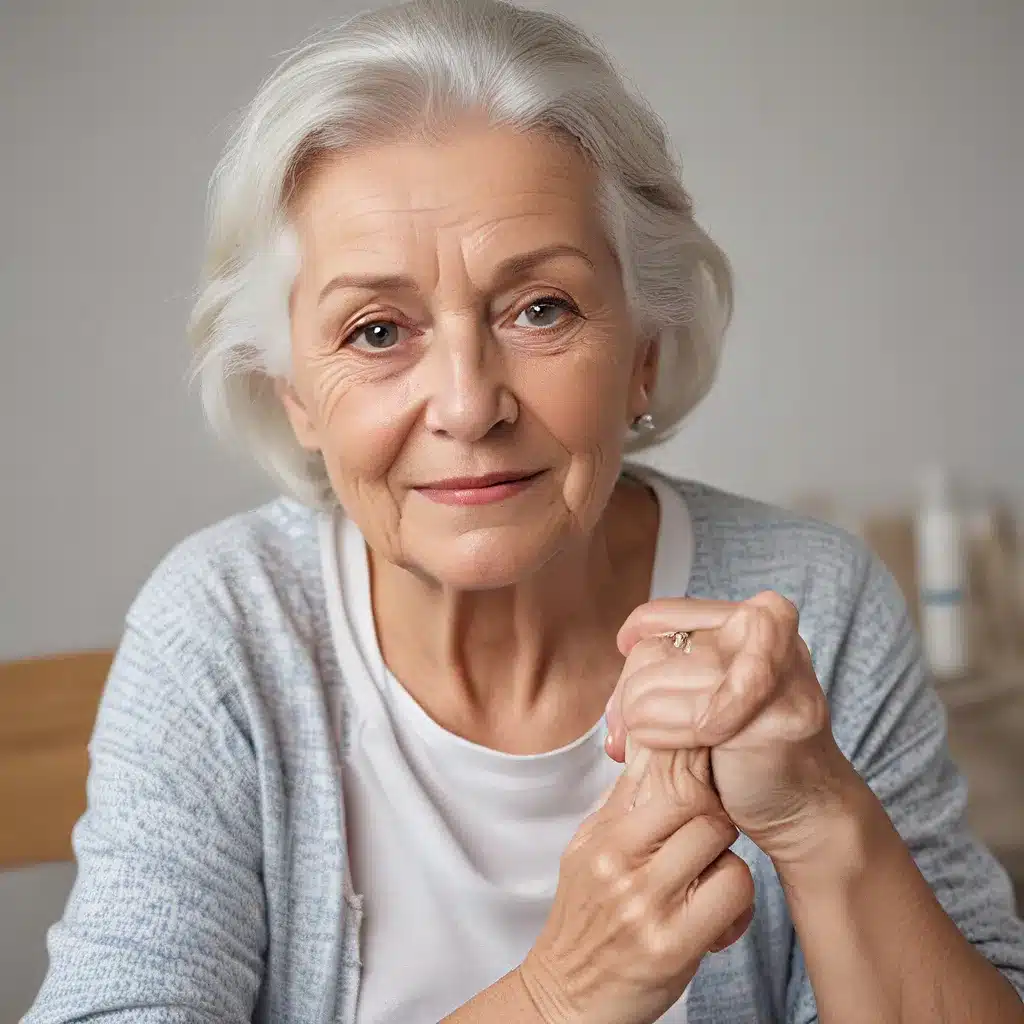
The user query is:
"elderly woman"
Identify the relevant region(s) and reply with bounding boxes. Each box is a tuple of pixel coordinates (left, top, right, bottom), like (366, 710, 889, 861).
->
(28, 1, 1024, 1022)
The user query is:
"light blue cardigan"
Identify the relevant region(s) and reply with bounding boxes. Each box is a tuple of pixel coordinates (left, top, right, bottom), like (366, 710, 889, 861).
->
(26, 474, 1024, 1022)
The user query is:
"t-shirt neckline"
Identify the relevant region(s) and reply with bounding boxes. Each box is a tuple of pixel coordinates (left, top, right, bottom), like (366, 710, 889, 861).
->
(320, 465, 694, 766)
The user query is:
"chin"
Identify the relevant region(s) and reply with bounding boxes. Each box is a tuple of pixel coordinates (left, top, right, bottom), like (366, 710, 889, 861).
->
(411, 527, 562, 590)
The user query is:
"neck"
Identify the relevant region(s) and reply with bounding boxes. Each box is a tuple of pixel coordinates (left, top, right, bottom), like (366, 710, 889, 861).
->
(369, 475, 659, 727)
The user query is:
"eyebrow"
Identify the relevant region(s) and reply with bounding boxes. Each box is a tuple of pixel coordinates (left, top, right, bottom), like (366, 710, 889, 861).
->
(316, 243, 596, 307)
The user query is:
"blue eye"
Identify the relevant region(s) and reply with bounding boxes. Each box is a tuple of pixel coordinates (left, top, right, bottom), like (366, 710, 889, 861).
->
(513, 298, 574, 328)
(347, 321, 403, 351)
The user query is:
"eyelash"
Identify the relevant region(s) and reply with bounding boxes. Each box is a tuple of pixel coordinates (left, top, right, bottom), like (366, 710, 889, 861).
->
(338, 293, 582, 353)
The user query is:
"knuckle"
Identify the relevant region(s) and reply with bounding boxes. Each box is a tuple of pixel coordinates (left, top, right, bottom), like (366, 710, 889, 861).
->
(617, 891, 650, 929)
(640, 921, 678, 964)
(767, 591, 800, 628)
(732, 604, 779, 659)
(587, 848, 626, 885)
(748, 591, 801, 642)
(791, 688, 829, 734)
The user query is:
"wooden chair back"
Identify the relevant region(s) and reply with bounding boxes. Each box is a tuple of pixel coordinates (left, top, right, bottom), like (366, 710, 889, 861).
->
(0, 651, 113, 869)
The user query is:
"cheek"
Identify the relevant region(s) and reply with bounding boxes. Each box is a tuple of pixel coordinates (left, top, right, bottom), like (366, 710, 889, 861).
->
(515, 332, 633, 525)
(300, 353, 418, 483)
(519, 339, 632, 450)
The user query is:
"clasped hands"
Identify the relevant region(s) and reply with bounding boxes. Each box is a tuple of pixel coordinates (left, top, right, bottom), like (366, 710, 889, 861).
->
(607, 591, 854, 868)
(520, 592, 860, 1024)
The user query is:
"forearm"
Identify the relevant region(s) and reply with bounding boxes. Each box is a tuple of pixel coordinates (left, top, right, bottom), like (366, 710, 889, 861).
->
(442, 966, 553, 1024)
(778, 774, 1024, 1023)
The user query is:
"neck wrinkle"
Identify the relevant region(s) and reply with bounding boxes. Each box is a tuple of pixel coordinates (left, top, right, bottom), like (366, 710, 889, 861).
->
(369, 478, 657, 715)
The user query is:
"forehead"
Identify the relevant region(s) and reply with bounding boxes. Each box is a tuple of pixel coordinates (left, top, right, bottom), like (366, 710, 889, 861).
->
(291, 124, 608, 268)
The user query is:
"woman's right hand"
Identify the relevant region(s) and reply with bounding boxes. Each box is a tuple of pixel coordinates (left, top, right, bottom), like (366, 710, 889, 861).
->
(518, 746, 755, 1024)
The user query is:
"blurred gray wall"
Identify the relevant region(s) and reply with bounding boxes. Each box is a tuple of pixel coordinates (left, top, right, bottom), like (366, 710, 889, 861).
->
(1, 0, 1021, 657)
(0, 2, 1022, 1018)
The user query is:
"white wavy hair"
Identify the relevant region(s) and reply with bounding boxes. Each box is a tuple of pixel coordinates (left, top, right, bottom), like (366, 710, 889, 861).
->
(189, 0, 733, 508)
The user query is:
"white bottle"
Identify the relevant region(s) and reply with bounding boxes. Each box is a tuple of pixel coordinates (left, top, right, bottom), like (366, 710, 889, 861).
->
(915, 467, 970, 679)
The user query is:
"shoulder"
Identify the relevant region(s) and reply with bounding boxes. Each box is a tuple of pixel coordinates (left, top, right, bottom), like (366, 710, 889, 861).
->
(652, 470, 873, 596)
(650, 470, 910, 690)
(122, 496, 327, 696)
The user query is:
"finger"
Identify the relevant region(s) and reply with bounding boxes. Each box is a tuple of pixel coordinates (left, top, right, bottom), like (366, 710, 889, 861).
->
(604, 674, 626, 762)
(644, 813, 739, 902)
(604, 723, 626, 764)
(745, 590, 800, 657)
(585, 747, 654, 824)
(684, 598, 798, 744)
(718, 594, 800, 666)
(604, 691, 645, 763)
(671, 851, 755, 956)
(606, 635, 721, 759)
(617, 598, 737, 656)
(604, 647, 664, 764)
(609, 772, 724, 856)
(709, 904, 754, 953)
(616, 659, 723, 751)
(690, 647, 777, 745)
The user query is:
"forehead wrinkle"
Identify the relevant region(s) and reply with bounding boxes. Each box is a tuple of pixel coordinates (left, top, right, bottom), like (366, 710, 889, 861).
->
(312, 216, 432, 292)
(308, 176, 603, 303)
(334, 176, 590, 238)
(457, 207, 603, 283)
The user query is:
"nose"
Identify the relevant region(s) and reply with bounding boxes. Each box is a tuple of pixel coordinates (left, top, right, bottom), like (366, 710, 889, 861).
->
(422, 315, 518, 442)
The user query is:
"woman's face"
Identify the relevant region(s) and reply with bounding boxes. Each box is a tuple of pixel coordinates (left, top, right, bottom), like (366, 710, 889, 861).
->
(281, 120, 655, 589)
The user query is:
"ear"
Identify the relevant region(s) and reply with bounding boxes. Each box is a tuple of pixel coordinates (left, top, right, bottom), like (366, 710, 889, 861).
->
(274, 377, 321, 453)
(628, 334, 659, 418)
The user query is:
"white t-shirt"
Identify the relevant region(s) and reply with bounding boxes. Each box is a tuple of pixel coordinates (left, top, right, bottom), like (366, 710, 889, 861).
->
(321, 470, 695, 1023)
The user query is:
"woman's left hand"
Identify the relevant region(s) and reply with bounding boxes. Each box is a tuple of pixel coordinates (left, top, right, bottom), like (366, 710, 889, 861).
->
(605, 592, 860, 869)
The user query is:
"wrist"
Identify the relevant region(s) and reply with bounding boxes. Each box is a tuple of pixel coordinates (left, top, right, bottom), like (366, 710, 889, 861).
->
(771, 763, 890, 893)
(517, 953, 578, 1024)
(443, 963, 578, 1024)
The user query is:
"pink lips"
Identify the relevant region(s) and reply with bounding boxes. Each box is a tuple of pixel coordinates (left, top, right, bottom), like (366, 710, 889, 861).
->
(415, 470, 545, 506)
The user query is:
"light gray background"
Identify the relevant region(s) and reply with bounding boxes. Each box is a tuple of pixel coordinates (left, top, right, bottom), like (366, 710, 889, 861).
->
(1, 1, 1021, 1018)
(2, 0, 1022, 661)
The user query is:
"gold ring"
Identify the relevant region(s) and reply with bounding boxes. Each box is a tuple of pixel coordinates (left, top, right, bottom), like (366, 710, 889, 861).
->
(657, 630, 692, 653)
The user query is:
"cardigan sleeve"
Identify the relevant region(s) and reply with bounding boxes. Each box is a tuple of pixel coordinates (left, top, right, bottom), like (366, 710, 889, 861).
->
(785, 554, 1024, 1021)
(24, 618, 267, 1023)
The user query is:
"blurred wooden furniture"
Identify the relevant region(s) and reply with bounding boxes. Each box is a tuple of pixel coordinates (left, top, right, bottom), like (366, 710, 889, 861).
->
(861, 512, 920, 627)
(940, 672, 1024, 911)
(0, 651, 113, 869)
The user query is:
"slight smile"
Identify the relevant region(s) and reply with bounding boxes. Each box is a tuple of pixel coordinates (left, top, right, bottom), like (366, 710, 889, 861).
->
(415, 470, 547, 506)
